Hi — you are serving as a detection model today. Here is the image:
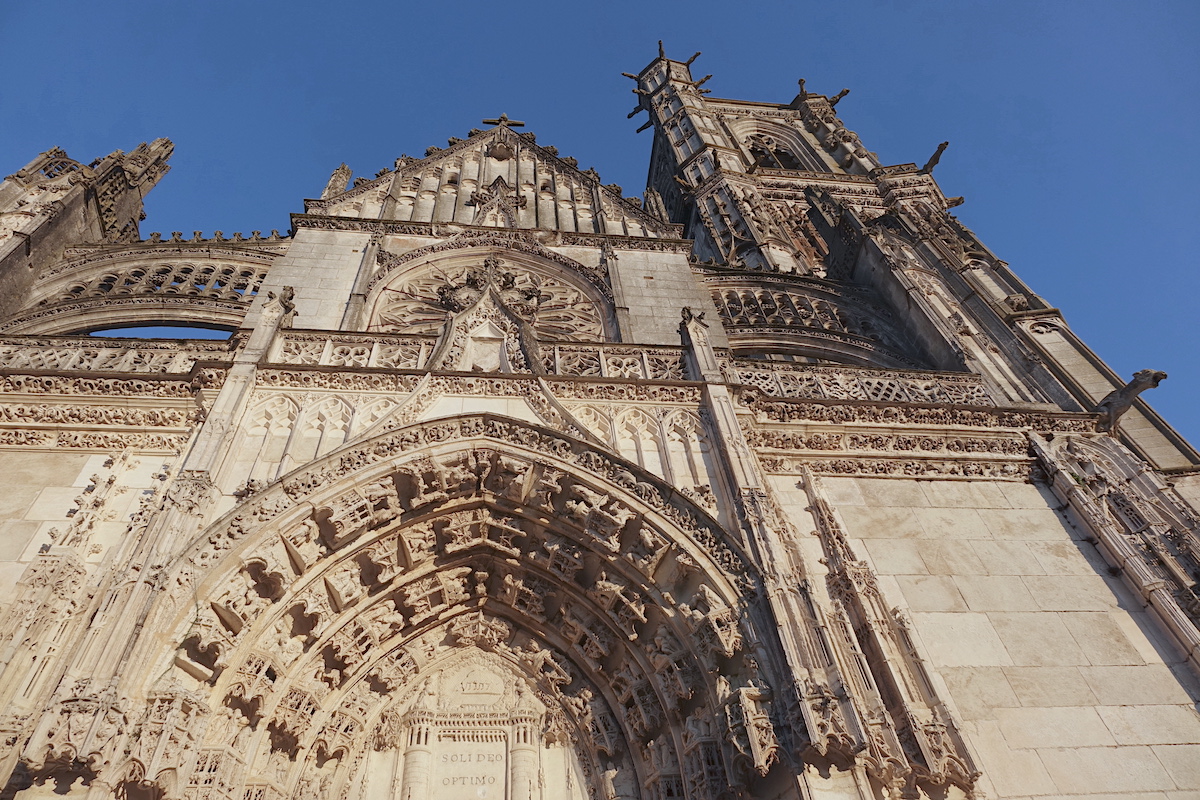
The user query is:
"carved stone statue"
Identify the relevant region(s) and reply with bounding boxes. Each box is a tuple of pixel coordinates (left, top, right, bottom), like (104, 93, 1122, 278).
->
(321, 164, 352, 199)
(1094, 369, 1167, 432)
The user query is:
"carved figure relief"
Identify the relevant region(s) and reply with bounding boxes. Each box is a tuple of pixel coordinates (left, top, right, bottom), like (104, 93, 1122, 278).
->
(90, 419, 770, 800)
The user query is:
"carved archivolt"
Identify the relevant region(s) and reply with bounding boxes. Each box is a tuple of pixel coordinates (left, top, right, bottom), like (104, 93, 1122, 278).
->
(64, 415, 771, 800)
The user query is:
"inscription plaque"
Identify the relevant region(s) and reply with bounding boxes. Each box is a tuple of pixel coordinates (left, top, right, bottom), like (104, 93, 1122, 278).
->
(433, 737, 506, 800)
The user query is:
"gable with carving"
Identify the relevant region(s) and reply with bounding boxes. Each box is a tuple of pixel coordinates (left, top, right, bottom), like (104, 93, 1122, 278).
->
(306, 126, 681, 238)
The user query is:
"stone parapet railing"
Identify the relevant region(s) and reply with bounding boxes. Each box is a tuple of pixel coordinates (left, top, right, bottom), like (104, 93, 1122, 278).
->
(0, 336, 233, 374)
(273, 332, 432, 370)
(722, 357, 995, 407)
(270, 332, 688, 381)
(547, 344, 685, 380)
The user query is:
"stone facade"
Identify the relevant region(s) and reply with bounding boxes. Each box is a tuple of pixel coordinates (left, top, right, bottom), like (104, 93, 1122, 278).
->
(1, 48, 1199, 800)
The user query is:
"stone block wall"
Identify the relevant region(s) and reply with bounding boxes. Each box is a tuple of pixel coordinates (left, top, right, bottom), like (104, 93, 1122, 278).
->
(0, 451, 179, 613)
(772, 474, 1200, 798)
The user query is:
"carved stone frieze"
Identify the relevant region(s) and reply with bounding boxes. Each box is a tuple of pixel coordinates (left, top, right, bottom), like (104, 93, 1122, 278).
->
(292, 215, 690, 251)
(249, 369, 700, 409)
(745, 392, 1097, 433)
(0, 428, 189, 451)
(762, 454, 1030, 480)
(0, 402, 190, 427)
(747, 428, 1028, 455)
(0, 373, 198, 397)
(253, 369, 423, 393)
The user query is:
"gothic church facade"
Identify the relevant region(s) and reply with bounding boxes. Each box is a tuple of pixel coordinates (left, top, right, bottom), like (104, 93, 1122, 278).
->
(1, 48, 1199, 800)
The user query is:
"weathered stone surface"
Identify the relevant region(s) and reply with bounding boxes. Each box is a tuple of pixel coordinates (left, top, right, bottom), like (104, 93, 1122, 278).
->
(0, 47, 1198, 800)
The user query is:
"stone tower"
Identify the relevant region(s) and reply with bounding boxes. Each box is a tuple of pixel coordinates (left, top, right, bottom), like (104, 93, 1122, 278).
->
(1, 47, 1198, 800)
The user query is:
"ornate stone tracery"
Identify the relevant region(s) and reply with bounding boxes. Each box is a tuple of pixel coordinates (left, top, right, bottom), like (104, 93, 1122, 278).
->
(6, 47, 1200, 800)
(366, 251, 611, 346)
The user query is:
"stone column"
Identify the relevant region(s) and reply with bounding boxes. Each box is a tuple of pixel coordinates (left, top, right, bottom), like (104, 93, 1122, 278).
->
(508, 719, 538, 800)
(398, 717, 433, 800)
(186, 286, 295, 475)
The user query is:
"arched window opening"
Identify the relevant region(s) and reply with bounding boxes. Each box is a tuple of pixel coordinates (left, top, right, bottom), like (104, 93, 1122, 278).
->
(40, 158, 82, 179)
(84, 325, 235, 340)
(746, 135, 804, 171)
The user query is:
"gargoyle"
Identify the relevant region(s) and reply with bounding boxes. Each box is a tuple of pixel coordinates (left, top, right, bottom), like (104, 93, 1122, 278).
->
(1094, 369, 1167, 433)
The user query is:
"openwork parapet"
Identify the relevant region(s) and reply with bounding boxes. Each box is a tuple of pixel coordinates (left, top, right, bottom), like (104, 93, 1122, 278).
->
(271, 331, 687, 381)
(725, 358, 995, 406)
(0, 336, 233, 374)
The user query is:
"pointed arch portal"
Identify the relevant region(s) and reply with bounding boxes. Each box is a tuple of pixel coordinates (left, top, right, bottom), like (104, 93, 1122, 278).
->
(142, 414, 769, 800)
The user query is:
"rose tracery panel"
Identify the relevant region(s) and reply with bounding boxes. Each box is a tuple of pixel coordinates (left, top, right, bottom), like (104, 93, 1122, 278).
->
(368, 263, 605, 342)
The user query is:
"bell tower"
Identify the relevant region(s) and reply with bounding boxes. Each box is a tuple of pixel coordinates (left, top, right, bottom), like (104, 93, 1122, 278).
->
(628, 45, 1199, 471)
(0, 140, 173, 321)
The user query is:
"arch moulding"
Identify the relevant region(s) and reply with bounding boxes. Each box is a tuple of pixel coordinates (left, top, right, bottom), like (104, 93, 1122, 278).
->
(35, 414, 775, 800)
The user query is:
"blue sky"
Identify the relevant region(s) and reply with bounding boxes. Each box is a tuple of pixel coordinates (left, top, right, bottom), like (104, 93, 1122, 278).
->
(2, 1, 1197, 443)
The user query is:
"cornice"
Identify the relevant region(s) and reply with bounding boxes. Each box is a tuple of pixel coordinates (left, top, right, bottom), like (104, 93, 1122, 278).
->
(290, 215, 690, 250)
(744, 392, 1099, 433)
(0, 295, 252, 332)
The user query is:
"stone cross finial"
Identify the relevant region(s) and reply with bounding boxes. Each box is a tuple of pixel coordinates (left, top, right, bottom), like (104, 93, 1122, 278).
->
(482, 113, 525, 128)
